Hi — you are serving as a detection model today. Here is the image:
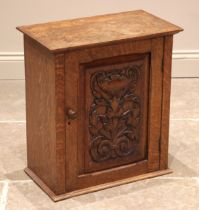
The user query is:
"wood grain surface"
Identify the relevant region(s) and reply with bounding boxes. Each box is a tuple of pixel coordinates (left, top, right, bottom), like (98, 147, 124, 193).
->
(25, 167, 172, 202)
(160, 35, 173, 169)
(147, 37, 164, 172)
(64, 38, 164, 191)
(24, 36, 66, 195)
(17, 10, 183, 52)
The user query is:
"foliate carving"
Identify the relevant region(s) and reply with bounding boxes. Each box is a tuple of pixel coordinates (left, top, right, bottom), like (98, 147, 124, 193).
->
(89, 65, 141, 162)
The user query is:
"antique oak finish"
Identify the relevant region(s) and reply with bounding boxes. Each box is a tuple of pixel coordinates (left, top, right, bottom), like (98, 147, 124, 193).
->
(17, 10, 183, 201)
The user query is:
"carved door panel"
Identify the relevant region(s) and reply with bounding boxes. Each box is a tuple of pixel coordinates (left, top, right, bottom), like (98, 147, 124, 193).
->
(83, 54, 149, 172)
(65, 39, 163, 191)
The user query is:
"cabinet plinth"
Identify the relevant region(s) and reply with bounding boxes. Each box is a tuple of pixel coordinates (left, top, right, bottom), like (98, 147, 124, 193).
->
(17, 10, 183, 201)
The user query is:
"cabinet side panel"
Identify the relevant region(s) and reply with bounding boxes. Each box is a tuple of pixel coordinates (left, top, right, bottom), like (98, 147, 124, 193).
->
(160, 35, 173, 169)
(24, 36, 57, 192)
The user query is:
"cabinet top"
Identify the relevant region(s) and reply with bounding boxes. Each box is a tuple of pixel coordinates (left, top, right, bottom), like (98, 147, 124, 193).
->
(17, 10, 183, 53)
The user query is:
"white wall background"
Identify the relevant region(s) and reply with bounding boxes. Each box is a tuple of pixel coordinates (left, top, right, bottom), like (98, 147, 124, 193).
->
(0, 0, 198, 79)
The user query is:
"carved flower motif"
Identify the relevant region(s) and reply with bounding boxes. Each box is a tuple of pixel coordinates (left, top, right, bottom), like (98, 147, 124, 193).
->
(89, 66, 141, 162)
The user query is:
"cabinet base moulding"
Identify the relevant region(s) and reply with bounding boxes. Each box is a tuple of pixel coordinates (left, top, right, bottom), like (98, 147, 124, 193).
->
(24, 167, 173, 202)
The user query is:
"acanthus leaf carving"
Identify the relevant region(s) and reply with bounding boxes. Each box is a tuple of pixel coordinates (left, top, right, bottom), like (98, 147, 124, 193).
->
(89, 65, 141, 162)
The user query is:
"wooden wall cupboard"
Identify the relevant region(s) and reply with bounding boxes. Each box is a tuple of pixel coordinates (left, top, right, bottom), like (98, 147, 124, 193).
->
(17, 10, 183, 201)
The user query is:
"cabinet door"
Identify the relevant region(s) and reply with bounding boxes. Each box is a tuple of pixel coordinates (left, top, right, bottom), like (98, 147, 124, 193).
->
(65, 38, 163, 191)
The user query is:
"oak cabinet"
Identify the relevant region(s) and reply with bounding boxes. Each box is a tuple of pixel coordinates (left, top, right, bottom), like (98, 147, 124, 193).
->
(17, 10, 183, 201)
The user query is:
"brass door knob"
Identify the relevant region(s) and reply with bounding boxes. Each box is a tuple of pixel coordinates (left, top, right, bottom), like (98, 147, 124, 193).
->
(67, 109, 77, 120)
